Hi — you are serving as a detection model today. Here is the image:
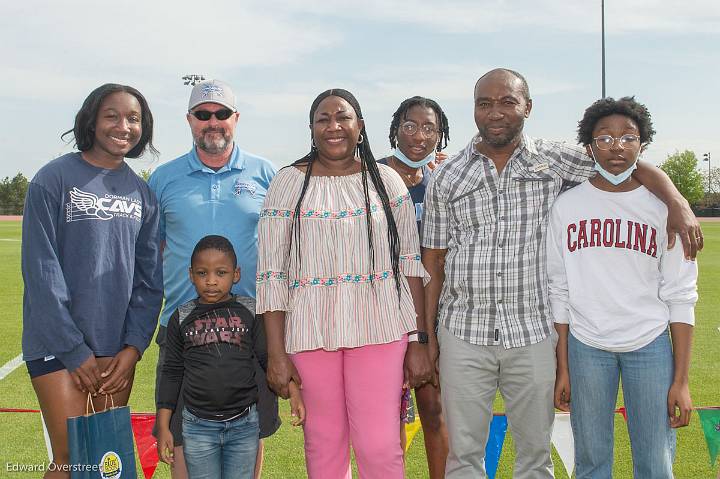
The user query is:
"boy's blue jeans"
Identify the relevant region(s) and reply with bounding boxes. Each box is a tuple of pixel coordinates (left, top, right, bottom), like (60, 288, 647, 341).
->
(568, 331, 676, 479)
(182, 405, 259, 479)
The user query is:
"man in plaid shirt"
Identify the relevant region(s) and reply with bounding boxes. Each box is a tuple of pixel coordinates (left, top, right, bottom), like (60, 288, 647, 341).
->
(421, 68, 702, 478)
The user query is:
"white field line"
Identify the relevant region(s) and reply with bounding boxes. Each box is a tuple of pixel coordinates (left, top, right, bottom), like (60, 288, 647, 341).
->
(0, 354, 24, 380)
(0, 238, 21, 241)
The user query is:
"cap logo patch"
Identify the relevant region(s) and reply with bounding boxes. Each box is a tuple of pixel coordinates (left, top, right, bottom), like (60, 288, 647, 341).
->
(201, 84, 224, 97)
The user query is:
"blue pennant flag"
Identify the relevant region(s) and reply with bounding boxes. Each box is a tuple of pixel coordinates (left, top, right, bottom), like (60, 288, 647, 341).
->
(485, 415, 508, 478)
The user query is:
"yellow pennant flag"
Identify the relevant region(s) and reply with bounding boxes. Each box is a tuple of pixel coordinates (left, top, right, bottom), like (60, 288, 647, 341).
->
(404, 417, 422, 452)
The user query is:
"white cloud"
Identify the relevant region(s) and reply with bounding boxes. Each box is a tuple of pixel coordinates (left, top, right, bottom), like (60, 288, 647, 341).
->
(0, 0, 334, 100)
(0, 0, 717, 179)
(1, 1, 331, 68)
(272, 0, 720, 35)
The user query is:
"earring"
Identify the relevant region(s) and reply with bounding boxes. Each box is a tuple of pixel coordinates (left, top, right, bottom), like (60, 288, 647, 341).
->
(311, 138, 317, 149)
(357, 134, 364, 145)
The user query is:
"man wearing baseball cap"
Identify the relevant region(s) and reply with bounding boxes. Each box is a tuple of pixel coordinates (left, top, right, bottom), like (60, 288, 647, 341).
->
(149, 79, 278, 478)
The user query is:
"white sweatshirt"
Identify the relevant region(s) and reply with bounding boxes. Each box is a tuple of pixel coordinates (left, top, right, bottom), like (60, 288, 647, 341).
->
(546, 181, 698, 352)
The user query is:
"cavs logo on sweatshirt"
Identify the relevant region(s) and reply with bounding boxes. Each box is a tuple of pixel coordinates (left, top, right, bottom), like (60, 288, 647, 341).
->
(66, 187, 142, 223)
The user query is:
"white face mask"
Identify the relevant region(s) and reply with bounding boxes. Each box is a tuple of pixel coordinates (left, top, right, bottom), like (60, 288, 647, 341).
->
(589, 147, 638, 186)
(393, 147, 435, 168)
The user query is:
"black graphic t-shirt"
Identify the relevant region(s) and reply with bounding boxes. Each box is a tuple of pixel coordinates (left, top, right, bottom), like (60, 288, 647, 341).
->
(157, 296, 268, 421)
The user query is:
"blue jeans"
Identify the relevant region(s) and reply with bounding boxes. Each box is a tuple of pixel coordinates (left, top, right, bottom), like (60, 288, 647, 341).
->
(568, 332, 676, 479)
(182, 405, 259, 479)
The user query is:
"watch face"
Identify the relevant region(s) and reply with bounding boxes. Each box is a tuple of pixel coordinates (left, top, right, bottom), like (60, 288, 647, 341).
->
(417, 331, 429, 344)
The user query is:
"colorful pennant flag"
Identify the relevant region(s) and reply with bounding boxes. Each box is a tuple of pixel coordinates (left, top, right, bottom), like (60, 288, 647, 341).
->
(404, 413, 507, 478)
(551, 412, 574, 476)
(698, 408, 720, 467)
(485, 415, 508, 479)
(9, 406, 720, 476)
(130, 413, 160, 479)
(404, 418, 423, 453)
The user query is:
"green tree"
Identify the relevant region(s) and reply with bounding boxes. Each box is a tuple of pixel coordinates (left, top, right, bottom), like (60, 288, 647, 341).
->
(659, 150, 704, 206)
(696, 167, 720, 213)
(0, 173, 29, 215)
(700, 166, 720, 195)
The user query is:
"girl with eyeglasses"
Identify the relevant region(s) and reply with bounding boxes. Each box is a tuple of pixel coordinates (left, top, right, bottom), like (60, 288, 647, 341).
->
(546, 96, 697, 478)
(256, 89, 432, 478)
(378, 96, 450, 478)
(21, 84, 163, 478)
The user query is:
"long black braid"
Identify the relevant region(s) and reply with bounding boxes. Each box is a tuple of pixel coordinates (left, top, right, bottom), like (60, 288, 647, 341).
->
(287, 89, 402, 301)
(389, 96, 450, 151)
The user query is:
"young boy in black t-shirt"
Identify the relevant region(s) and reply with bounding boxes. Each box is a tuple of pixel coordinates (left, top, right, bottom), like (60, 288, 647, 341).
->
(156, 235, 304, 479)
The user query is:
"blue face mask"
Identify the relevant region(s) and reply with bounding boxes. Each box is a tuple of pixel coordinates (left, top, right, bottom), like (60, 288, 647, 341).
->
(590, 149, 638, 186)
(394, 148, 435, 168)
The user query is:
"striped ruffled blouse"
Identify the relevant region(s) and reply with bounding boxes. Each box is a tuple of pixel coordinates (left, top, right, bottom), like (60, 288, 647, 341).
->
(256, 164, 430, 354)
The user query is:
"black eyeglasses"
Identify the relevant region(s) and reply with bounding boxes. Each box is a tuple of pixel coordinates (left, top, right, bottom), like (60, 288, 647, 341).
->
(190, 109, 234, 121)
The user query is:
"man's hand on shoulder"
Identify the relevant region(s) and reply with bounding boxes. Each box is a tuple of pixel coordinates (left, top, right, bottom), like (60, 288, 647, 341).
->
(667, 197, 703, 259)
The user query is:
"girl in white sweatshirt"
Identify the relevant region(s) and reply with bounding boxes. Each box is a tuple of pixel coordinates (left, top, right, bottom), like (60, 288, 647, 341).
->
(547, 96, 697, 479)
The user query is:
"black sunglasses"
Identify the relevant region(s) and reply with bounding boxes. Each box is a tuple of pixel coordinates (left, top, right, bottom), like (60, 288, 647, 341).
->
(190, 109, 234, 121)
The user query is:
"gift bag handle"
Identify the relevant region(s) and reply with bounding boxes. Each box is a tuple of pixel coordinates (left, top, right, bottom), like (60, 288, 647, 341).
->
(86, 393, 115, 414)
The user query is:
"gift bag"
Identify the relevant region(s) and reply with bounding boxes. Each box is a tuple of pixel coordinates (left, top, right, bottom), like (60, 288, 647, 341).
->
(67, 394, 137, 478)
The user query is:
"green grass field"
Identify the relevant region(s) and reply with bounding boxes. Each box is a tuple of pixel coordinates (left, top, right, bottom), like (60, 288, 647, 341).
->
(0, 219, 718, 478)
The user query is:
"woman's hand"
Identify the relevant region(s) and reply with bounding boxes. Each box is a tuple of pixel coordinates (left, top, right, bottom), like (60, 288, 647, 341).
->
(667, 381, 692, 428)
(427, 152, 449, 171)
(99, 346, 140, 395)
(404, 342, 433, 389)
(267, 353, 302, 399)
(70, 355, 103, 394)
(554, 368, 571, 412)
(288, 380, 306, 427)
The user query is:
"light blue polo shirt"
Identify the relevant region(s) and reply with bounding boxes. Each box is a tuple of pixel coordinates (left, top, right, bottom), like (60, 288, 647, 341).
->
(148, 144, 277, 327)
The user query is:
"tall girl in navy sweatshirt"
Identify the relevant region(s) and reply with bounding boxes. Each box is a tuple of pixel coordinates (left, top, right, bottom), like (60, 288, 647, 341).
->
(21, 84, 163, 478)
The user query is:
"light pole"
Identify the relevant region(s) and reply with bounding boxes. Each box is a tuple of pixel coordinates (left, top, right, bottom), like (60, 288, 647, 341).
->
(601, 0, 606, 98)
(703, 152, 711, 193)
(182, 74, 206, 86)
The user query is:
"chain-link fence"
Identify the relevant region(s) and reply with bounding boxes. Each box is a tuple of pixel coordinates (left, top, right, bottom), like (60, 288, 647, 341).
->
(0, 203, 24, 215)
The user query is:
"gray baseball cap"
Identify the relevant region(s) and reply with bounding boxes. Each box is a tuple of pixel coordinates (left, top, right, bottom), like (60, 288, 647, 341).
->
(188, 79, 237, 111)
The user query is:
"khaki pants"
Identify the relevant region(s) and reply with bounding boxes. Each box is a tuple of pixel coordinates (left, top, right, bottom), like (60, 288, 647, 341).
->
(438, 325, 556, 479)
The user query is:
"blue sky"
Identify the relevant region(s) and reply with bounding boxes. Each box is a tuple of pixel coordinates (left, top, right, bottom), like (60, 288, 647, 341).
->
(0, 0, 718, 179)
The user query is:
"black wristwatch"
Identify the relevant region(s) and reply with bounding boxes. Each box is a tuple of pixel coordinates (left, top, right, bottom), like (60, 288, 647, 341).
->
(408, 331, 429, 344)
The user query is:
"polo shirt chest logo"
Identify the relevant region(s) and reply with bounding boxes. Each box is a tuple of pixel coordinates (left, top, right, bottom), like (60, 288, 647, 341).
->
(233, 179, 257, 198)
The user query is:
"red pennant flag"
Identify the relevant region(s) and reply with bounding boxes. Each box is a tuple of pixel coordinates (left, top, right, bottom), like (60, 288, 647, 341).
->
(616, 407, 628, 422)
(131, 413, 159, 479)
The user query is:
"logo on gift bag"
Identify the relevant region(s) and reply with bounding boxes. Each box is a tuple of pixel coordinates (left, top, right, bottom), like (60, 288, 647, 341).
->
(99, 451, 122, 478)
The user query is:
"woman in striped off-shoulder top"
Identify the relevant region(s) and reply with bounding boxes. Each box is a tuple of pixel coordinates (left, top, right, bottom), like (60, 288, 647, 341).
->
(256, 89, 433, 478)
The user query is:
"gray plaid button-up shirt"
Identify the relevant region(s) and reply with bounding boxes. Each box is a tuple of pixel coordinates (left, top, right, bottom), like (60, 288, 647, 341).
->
(422, 134, 594, 349)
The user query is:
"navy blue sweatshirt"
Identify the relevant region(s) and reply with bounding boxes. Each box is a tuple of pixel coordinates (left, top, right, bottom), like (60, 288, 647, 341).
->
(21, 153, 163, 371)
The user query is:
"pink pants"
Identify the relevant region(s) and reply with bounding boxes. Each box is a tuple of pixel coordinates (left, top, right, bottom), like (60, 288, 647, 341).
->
(291, 339, 407, 479)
